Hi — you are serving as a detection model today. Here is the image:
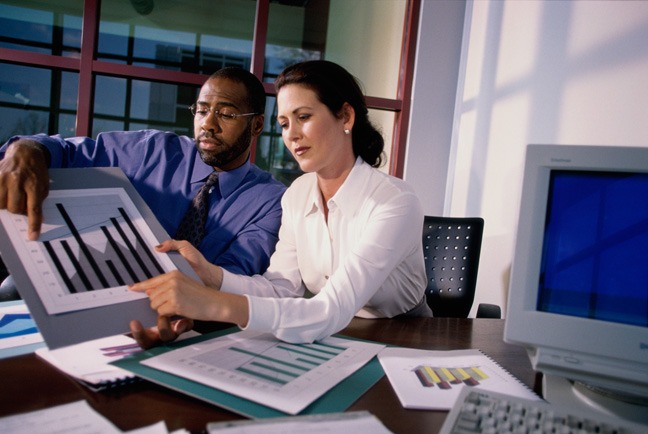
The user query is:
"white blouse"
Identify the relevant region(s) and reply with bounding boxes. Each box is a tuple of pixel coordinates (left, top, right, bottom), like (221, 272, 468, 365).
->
(220, 158, 427, 342)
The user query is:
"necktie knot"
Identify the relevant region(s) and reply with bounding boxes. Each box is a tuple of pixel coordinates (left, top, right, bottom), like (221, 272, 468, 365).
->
(204, 171, 219, 191)
(175, 171, 219, 247)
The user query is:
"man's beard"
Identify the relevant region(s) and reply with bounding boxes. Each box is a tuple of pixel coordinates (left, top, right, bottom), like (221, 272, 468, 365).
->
(195, 125, 252, 168)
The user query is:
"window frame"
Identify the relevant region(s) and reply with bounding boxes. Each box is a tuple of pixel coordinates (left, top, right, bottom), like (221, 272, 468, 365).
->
(0, 0, 419, 178)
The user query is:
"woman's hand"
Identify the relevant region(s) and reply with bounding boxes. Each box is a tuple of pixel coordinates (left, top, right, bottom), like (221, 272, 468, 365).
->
(154, 239, 223, 288)
(129, 270, 220, 320)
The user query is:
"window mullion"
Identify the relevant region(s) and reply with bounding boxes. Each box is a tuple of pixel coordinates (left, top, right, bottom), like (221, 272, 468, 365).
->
(76, 0, 101, 137)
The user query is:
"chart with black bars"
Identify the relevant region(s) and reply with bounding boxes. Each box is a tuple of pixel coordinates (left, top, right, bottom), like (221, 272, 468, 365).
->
(0, 188, 176, 315)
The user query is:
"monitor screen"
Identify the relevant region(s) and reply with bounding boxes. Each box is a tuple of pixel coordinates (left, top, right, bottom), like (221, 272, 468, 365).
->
(504, 144, 648, 421)
(538, 171, 648, 328)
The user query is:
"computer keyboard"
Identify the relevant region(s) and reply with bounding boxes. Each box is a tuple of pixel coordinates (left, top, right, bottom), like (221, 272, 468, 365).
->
(438, 388, 647, 434)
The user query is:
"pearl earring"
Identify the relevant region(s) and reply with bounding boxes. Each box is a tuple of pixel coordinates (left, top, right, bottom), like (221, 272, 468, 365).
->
(344, 129, 350, 135)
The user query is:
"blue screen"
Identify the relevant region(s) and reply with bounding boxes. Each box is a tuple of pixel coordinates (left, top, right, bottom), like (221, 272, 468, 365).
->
(537, 171, 648, 327)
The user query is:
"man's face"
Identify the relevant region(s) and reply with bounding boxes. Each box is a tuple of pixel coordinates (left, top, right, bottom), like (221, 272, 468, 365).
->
(192, 77, 258, 170)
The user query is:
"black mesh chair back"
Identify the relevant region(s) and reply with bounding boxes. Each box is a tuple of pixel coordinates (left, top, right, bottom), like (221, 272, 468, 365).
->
(423, 216, 484, 318)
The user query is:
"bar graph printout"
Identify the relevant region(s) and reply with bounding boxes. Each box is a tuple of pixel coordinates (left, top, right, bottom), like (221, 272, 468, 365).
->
(0, 188, 177, 315)
(378, 348, 539, 410)
(140, 330, 385, 415)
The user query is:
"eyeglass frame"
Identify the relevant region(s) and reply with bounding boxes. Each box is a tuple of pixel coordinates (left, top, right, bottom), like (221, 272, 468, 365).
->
(189, 103, 260, 121)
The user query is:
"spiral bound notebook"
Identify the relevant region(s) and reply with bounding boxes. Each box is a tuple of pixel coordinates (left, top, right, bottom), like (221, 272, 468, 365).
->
(377, 347, 540, 410)
(35, 334, 143, 391)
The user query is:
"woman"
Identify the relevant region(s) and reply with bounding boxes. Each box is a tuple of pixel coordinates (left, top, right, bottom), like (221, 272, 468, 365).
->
(130, 60, 431, 346)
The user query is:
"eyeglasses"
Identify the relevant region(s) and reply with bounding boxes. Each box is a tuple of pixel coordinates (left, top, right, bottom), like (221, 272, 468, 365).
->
(189, 104, 259, 122)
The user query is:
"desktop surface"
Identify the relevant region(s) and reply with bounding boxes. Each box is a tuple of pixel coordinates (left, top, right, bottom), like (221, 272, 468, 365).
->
(0, 317, 537, 434)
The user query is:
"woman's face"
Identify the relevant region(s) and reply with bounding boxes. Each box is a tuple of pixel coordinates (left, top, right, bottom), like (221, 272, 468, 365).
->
(277, 84, 354, 177)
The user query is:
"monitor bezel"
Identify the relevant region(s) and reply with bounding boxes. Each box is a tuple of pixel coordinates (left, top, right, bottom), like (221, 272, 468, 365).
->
(504, 144, 648, 396)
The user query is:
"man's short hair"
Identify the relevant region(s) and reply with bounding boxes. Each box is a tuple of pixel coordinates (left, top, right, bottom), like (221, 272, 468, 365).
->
(210, 67, 266, 115)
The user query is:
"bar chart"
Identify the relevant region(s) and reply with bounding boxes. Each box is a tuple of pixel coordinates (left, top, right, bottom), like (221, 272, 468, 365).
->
(199, 338, 346, 387)
(142, 330, 384, 414)
(414, 365, 488, 389)
(0, 188, 176, 314)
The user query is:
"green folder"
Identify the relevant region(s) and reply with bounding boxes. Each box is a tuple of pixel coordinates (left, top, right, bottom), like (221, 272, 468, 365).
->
(112, 327, 385, 419)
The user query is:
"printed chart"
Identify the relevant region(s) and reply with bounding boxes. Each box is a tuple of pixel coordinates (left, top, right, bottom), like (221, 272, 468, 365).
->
(0, 188, 176, 314)
(142, 330, 384, 414)
(378, 348, 539, 410)
(414, 365, 488, 389)
(0, 302, 44, 354)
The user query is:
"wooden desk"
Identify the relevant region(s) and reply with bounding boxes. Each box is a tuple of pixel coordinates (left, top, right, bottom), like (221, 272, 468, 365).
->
(0, 318, 537, 433)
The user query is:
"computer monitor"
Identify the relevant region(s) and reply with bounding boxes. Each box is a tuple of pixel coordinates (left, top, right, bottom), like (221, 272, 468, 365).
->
(504, 144, 648, 424)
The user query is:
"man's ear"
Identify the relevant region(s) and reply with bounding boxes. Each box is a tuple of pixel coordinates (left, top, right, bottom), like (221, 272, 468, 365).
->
(251, 114, 265, 137)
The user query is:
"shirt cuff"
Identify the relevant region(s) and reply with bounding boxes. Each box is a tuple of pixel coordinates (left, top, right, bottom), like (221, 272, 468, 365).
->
(242, 295, 279, 333)
(220, 268, 246, 294)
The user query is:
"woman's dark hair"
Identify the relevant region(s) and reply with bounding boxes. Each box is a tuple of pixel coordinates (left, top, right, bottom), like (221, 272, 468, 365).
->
(210, 67, 266, 115)
(275, 60, 384, 168)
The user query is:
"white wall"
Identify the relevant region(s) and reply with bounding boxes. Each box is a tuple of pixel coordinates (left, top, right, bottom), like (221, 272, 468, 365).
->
(407, 0, 648, 317)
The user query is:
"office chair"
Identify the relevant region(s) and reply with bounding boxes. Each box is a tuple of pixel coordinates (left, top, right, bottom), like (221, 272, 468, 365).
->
(422, 216, 501, 318)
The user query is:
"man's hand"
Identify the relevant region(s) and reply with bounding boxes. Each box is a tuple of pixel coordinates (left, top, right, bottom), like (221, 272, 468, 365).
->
(0, 140, 50, 240)
(129, 316, 194, 349)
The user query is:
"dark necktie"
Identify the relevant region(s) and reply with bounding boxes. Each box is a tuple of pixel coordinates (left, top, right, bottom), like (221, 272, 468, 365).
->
(175, 171, 219, 247)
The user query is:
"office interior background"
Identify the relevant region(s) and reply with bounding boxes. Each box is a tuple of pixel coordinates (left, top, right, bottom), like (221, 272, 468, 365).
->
(1, 0, 647, 317)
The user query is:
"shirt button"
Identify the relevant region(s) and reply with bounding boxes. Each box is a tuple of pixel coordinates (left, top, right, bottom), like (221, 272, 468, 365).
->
(324, 275, 329, 279)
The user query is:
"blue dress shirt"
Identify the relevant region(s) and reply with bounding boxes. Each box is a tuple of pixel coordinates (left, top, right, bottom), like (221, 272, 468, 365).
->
(1, 130, 286, 276)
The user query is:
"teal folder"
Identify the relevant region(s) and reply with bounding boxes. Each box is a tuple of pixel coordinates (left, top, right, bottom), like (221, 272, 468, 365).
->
(112, 327, 385, 419)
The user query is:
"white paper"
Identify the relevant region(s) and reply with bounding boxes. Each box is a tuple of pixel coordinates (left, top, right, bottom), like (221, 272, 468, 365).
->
(142, 330, 384, 415)
(36, 333, 141, 387)
(378, 347, 540, 410)
(0, 400, 123, 433)
(0, 400, 171, 434)
(36, 330, 201, 389)
(207, 411, 393, 433)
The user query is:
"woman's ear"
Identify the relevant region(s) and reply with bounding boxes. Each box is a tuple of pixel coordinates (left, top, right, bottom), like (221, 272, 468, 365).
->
(341, 102, 355, 131)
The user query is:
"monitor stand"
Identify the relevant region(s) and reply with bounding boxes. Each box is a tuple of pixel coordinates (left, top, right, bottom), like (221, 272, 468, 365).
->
(542, 374, 648, 425)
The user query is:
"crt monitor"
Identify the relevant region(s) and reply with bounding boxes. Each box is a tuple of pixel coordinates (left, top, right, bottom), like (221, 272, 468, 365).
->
(504, 144, 648, 424)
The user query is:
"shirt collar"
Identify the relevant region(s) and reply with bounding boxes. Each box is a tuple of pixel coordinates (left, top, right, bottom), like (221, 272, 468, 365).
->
(305, 157, 368, 217)
(191, 154, 251, 198)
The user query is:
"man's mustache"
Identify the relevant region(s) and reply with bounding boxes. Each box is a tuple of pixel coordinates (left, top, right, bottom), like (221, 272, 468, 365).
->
(197, 131, 226, 147)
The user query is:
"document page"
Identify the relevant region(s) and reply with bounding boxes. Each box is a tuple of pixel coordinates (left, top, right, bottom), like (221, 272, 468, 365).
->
(141, 330, 384, 415)
(207, 411, 393, 433)
(378, 347, 540, 410)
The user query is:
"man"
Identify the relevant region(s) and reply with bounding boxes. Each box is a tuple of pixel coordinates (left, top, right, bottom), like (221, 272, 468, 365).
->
(0, 67, 286, 301)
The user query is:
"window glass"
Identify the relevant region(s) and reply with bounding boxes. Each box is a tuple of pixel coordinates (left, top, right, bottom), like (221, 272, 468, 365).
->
(58, 113, 77, 138)
(60, 71, 79, 111)
(98, 0, 255, 74)
(264, 1, 326, 82)
(0, 62, 78, 143)
(0, 1, 82, 56)
(256, 96, 302, 185)
(91, 74, 198, 139)
(266, 0, 404, 99)
(94, 76, 127, 117)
